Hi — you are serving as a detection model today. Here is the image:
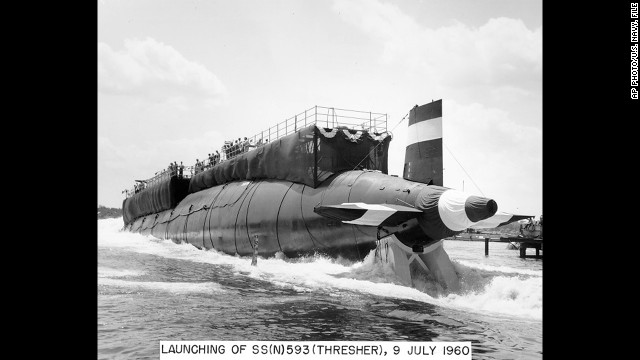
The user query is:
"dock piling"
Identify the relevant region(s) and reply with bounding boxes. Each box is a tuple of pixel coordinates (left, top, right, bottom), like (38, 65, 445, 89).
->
(251, 235, 259, 266)
(485, 237, 489, 256)
(481, 236, 543, 259)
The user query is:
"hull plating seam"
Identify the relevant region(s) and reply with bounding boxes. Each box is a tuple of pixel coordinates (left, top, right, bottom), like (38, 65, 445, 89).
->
(237, 181, 258, 253)
(275, 183, 295, 254)
(243, 181, 262, 251)
(299, 184, 319, 250)
(203, 185, 224, 249)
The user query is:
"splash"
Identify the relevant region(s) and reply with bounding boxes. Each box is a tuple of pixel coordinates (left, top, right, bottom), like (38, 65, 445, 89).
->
(98, 277, 226, 294)
(455, 259, 542, 277)
(97, 264, 226, 294)
(98, 267, 145, 278)
(99, 218, 541, 319)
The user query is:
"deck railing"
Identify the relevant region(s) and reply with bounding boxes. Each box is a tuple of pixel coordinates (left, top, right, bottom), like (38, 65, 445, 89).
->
(219, 106, 387, 162)
(256, 105, 388, 144)
(124, 106, 387, 198)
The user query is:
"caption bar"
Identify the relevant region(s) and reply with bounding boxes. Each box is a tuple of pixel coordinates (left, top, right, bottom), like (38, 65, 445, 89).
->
(159, 341, 472, 360)
(632, 3, 638, 98)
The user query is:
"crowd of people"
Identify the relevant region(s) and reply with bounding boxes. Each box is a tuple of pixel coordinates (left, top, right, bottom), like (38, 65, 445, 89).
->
(124, 136, 272, 197)
(122, 182, 147, 198)
(150, 162, 186, 181)
(193, 151, 221, 175)
(220, 137, 267, 161)
(519, 215, 543, 237)
(230, 137, 270, 158)
(191, 137, 270, 175)
(123, 161, 186, 197)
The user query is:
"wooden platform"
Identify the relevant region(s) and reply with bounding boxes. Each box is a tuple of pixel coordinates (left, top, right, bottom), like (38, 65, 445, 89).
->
(484, 237, 543, 259)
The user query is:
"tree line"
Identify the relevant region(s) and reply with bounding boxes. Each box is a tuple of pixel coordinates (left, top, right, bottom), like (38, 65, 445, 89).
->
(98, 205, 122, 219)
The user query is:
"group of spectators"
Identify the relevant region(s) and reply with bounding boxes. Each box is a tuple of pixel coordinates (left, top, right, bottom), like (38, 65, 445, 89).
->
(191, 137, 270, 175)
(166, 161, 185, 178)
(519, 216, 543, 237)
(122, 182, 147, 197)
(193, 151, 221, 175)
(124, 136, 273, 198)
(151, 162, 185, 181)
(123, 162, 186, 198)
(222, 137, 268, 160)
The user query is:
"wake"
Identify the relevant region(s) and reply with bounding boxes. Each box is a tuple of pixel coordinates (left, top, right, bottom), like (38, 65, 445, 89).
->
(99, 218, 541, 320)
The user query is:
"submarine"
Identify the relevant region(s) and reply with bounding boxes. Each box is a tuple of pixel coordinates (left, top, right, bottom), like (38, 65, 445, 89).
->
(122, 100, 528, 291)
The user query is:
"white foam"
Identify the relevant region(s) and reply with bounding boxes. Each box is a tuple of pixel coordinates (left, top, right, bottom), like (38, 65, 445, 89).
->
(99, 218, 541, 320)
(98, 278, 225, 294)
(456, 259, 542, 277)
(98, 267, 145, 278)
(440, 276, 542, 320)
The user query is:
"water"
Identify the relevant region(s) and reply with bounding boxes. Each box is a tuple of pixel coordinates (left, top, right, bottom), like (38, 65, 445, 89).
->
(98, 218, 542, 359)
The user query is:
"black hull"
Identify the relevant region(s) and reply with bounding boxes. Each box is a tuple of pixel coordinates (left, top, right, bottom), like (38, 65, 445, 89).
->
(124, 171, 435, 261)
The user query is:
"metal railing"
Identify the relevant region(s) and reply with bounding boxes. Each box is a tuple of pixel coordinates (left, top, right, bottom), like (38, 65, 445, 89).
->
(258, 105, 387, 143)
(122, 167, 193, 198)
(219, 106, 387, 161)
(124, 106, 387, 199)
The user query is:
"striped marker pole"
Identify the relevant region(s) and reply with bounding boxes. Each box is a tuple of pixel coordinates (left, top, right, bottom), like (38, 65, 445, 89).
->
(403, 99, 443, 186)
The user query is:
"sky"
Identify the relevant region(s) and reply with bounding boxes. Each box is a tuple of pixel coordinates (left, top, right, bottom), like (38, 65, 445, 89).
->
(98, 0, 542, 218)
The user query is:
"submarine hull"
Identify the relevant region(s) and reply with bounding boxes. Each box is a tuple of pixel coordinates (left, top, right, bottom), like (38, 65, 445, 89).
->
(121, 101, 509, 291)
(124, 170, 448, 260)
